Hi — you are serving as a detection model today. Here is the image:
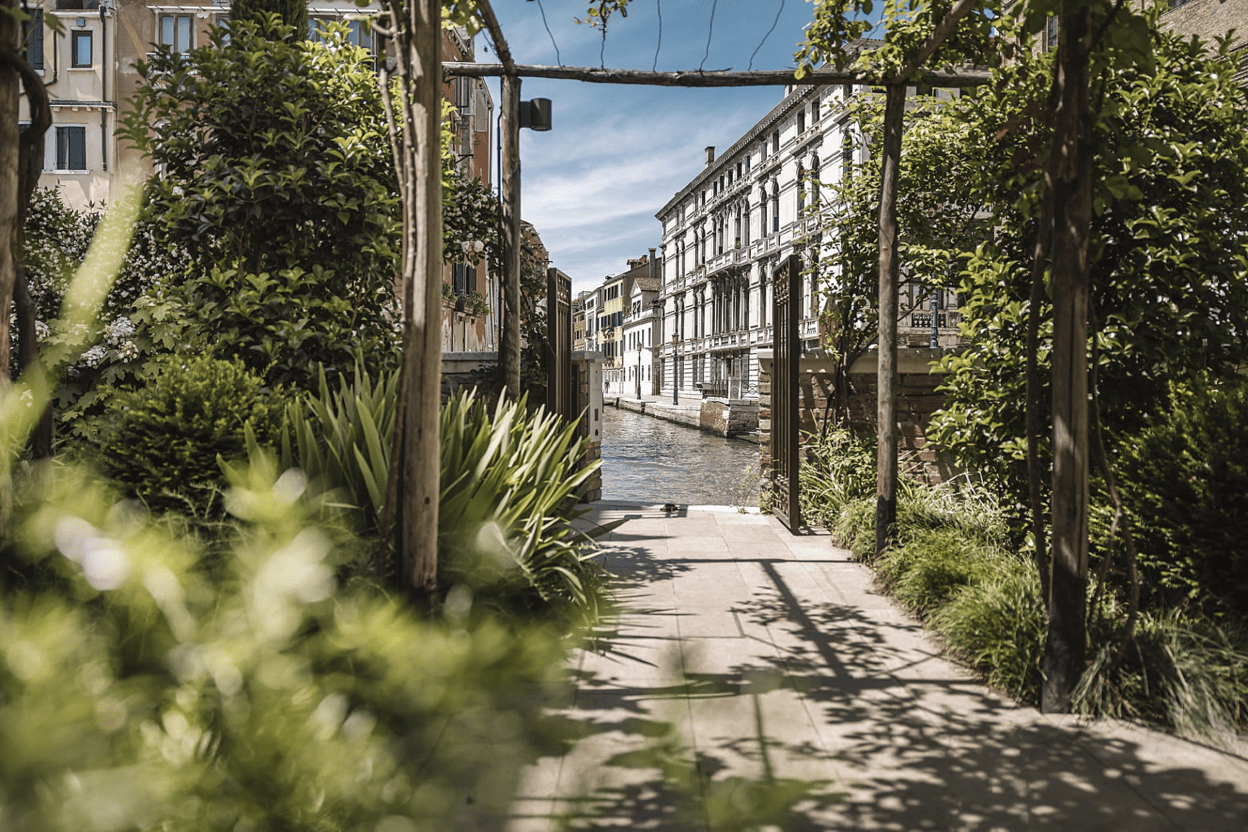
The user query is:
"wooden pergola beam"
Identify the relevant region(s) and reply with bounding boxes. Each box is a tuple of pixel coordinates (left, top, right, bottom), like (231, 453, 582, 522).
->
(442, 62, 992, 88)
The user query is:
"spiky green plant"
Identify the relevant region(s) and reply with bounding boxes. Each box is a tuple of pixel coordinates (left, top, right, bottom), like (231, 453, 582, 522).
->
(281, 362, 397, 534)
(282, 366, 609, 623)
(437, 391, 608, 623)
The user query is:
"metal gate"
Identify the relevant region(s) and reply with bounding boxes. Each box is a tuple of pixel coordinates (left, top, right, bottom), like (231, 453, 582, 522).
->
(546, 267, 574, 423)
(771, 254, 802, 532)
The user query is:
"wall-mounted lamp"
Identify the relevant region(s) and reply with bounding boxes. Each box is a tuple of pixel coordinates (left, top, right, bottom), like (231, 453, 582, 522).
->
(519, 98, 552, 132)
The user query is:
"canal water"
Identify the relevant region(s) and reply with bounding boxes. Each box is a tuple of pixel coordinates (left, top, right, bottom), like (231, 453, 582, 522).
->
(600, 405, 761, 506)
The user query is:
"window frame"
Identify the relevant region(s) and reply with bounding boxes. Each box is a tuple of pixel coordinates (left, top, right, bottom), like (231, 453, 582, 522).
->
(71, 29, 92, 68)
(157, 13, 194, 55)
(25, 10, 44, 72)
(54, 125, 88, 173)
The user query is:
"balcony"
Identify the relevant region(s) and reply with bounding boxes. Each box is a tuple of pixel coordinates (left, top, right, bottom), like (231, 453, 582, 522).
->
(907, 310, 960, 330)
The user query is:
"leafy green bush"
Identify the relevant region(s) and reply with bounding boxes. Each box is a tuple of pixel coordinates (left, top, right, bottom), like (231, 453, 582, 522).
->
(1102, 377, 1248, 618)
(117, 17, 401, 393)
(95, 354, 283, 515)
(931, 557, 1047, 701)
(121, 17, 398, 286)
(877, 528, 1000, 617)
(133, 264, 399, 391)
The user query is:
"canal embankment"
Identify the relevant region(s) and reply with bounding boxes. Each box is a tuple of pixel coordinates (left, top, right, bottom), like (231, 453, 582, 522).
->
(606, 394, 759, 440)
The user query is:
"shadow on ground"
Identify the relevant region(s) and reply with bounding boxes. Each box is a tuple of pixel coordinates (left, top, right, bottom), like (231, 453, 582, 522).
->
(508, 518, 1248, 832)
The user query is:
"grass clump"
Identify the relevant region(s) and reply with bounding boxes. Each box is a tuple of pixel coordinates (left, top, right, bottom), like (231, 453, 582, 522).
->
(1074, 611, 1248, 743)
(877, 528, 1001, 618)
(930, 558, 1047, 702)
(798, 427, 876, 530)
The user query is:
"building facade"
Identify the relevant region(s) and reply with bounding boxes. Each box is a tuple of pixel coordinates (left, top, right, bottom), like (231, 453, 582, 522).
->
(655, 82, 960, 404)
(596, 253, 658, 396)
(619, 274, 661, 399)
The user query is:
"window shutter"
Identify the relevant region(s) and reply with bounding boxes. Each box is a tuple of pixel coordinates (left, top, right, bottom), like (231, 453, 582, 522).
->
(69, 127, 87, 170)
(26, 10, 44, 70)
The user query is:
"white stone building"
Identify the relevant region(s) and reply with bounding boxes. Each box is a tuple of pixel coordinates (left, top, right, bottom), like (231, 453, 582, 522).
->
(654, 82, 861, 403)
(654, 81, 962, 404)
(619, 275, 661, 399)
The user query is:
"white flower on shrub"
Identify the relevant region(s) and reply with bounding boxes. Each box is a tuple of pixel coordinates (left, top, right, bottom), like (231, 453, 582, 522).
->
(117, 341, 140, 362)
(82, 345, 107, 368)
(35, 320, 50, 340)
(105, 317, 135, 346)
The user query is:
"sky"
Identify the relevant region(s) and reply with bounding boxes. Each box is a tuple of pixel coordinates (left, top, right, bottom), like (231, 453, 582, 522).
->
(477, 1, 882, 296)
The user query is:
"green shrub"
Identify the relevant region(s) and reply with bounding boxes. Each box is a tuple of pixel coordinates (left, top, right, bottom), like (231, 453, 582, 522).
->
(931, 558, 1046, 701)
(133, 263, 400, 393)
(799, 427, 876, 530)
(95, 354, 283, 515)
(117, 17, 402, 394)
(1104, 377, 1248, 618)
(877, 528, 1000, 617)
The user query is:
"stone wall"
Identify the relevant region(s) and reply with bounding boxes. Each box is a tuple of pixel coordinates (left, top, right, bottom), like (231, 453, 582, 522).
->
(758, 348, 959, 491)
(573, 352, 605, 502)
(440, 353, 502, 406)
(699, 399, 760, 438)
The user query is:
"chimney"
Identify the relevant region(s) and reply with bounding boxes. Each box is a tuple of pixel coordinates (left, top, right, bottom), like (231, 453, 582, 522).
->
(649, 248, 657, 279)
(705, 146, 716, 167)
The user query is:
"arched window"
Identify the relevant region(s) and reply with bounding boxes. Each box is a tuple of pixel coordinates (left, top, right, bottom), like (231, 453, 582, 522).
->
(810, 154, 821, 206)
(771, 182, 780, 234)
(797, 162, 806, 214)
(760, 186, 768, 236)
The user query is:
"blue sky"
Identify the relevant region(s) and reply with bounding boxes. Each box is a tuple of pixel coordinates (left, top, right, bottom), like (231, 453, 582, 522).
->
(478, 1, 882, 295)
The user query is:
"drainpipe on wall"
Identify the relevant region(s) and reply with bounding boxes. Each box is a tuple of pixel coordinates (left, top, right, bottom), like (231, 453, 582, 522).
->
(99, 0, 109, 171)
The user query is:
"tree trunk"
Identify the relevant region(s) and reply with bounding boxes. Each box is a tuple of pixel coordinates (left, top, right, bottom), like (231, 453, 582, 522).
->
(1, 2, 20, 389)
(874, 84, 905, 557)
(499, 74, 521, 398)
(384, 0, 442, 598)
(15, 42, 52, 460)
(1041, 4, 1094, 714)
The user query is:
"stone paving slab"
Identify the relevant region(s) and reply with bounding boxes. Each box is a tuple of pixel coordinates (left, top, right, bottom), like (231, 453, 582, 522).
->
(512, 505, 1248, 831)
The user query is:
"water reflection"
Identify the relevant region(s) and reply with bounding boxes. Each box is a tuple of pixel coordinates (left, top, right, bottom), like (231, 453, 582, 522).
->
(600, 405, 760, 506)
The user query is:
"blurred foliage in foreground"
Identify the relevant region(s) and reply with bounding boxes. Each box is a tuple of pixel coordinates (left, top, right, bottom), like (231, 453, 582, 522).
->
(0, 459, 571, 831)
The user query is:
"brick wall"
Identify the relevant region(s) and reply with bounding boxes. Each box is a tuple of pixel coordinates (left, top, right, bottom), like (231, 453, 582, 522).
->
(759, 350, 960, 497)
(1152, 0, 1248, 43)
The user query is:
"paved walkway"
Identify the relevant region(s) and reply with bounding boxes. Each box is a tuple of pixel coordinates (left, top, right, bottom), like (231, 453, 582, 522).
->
(508, 505, 1248, 831)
